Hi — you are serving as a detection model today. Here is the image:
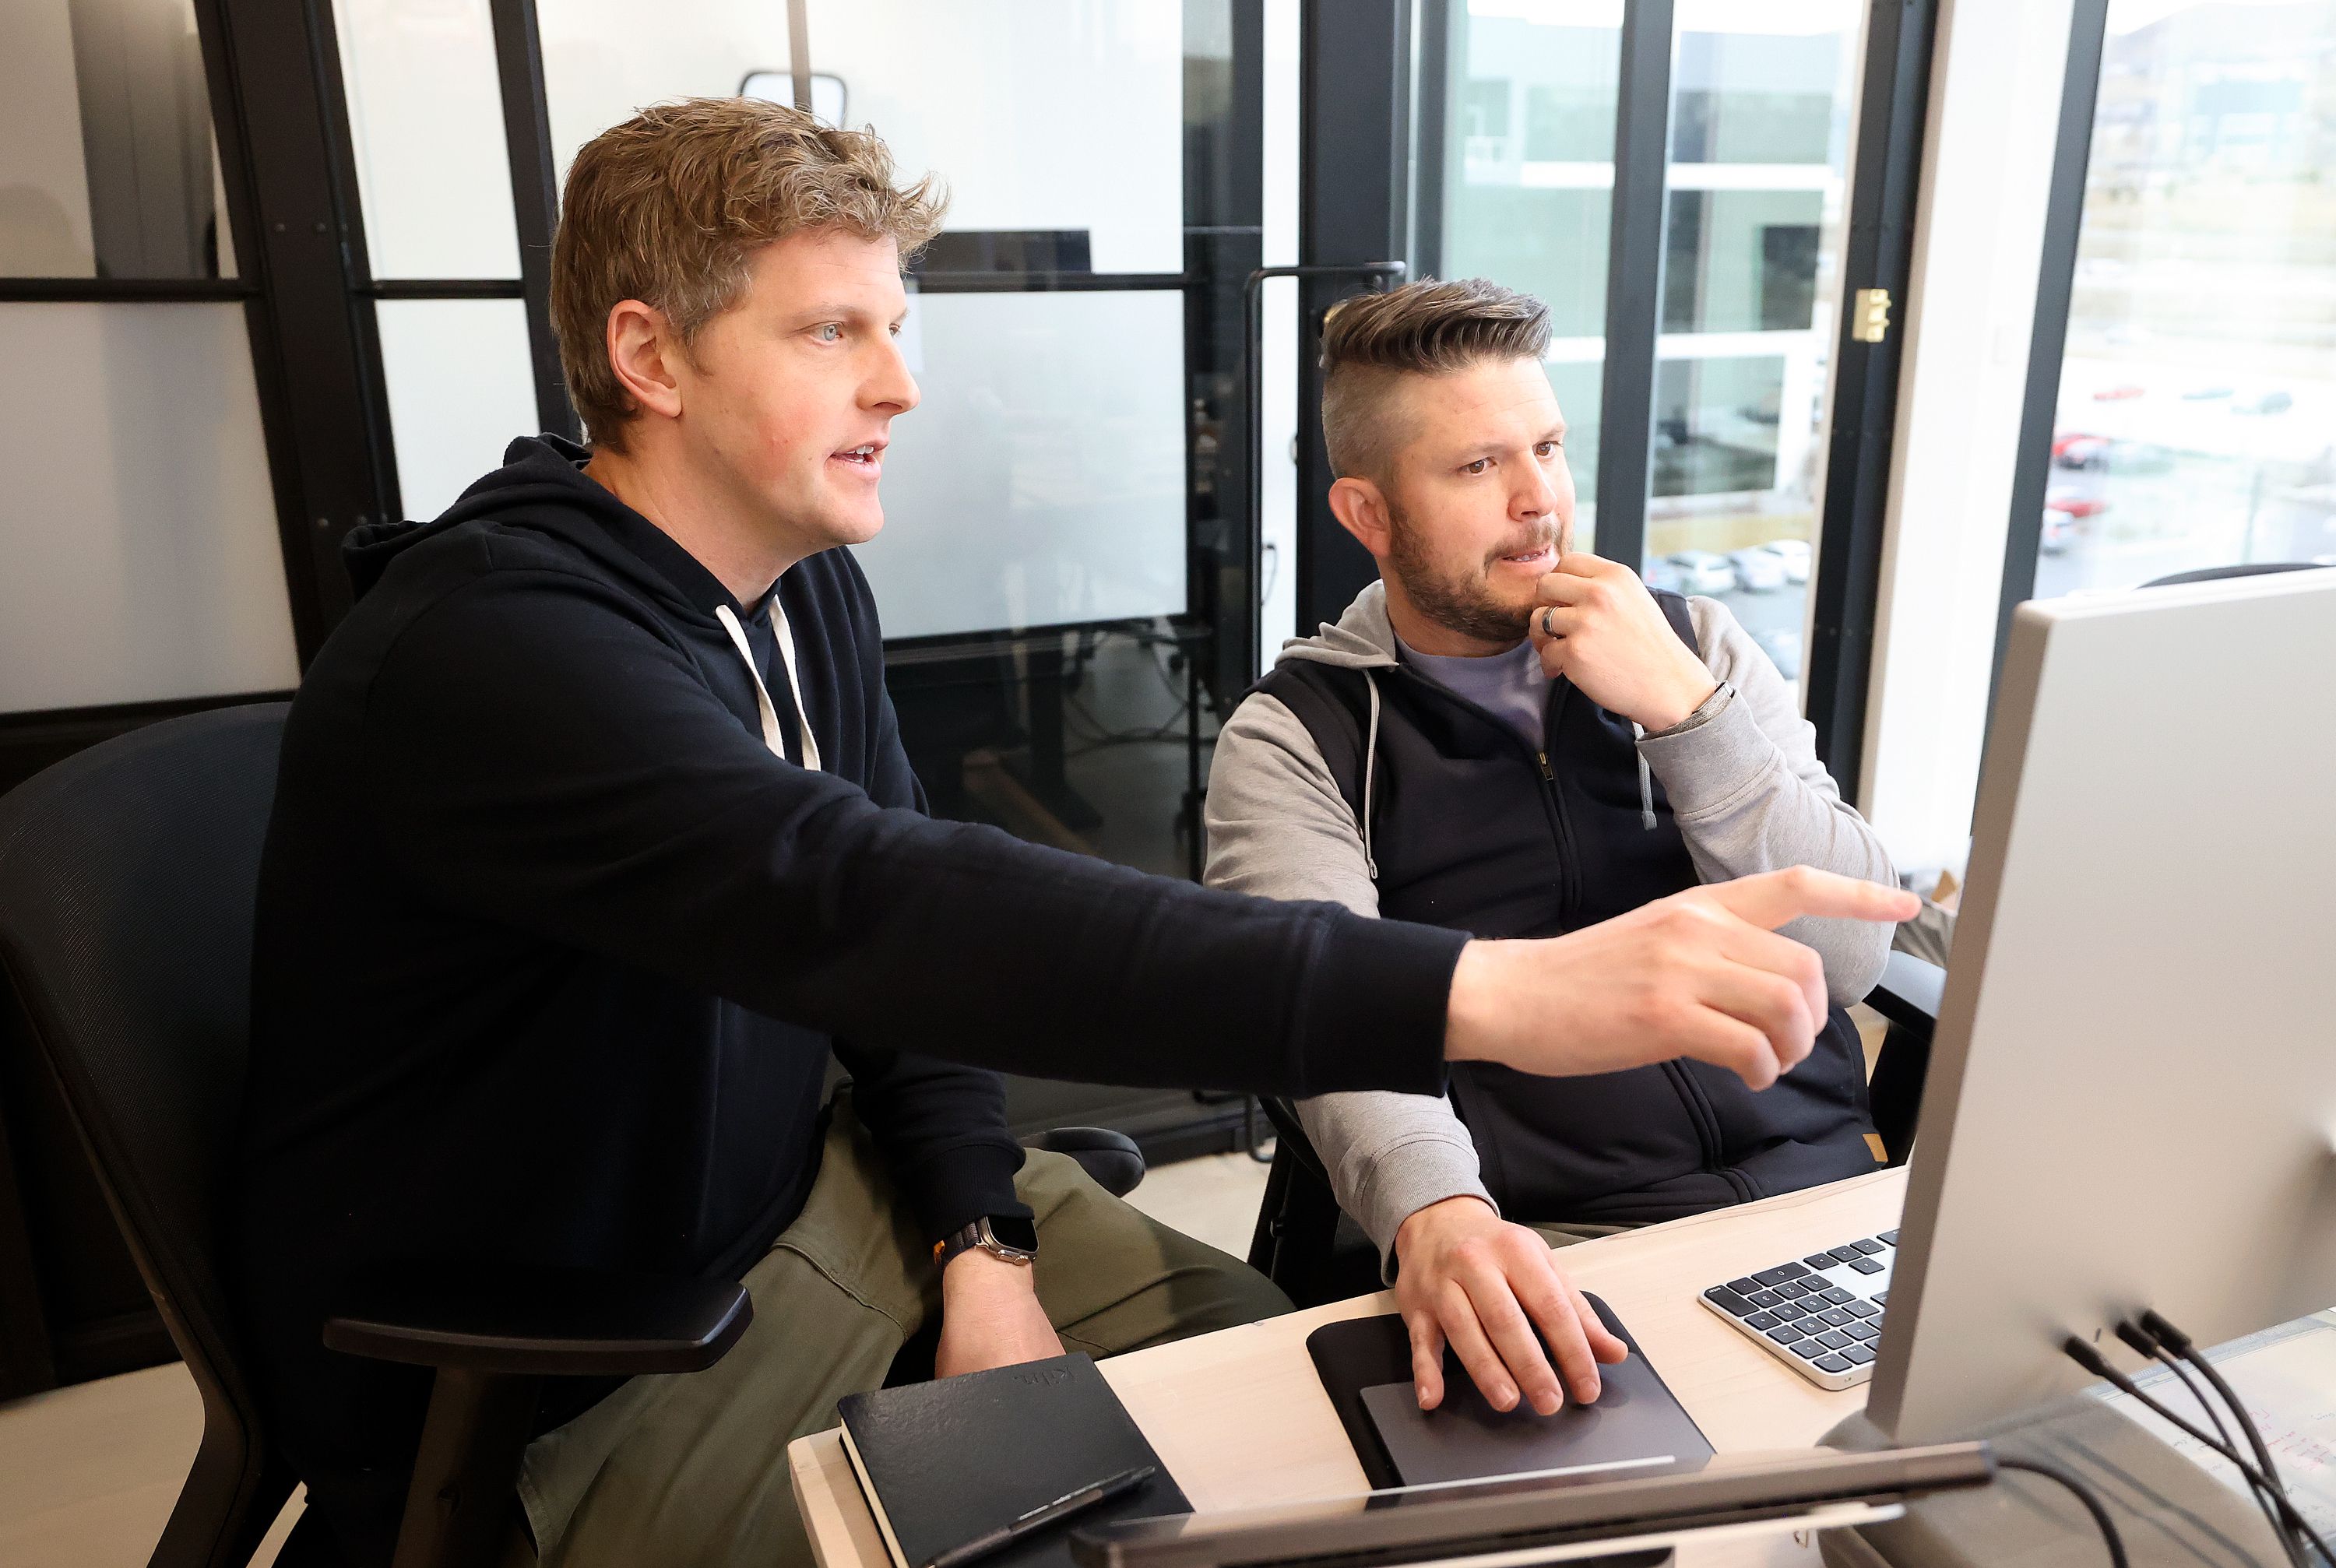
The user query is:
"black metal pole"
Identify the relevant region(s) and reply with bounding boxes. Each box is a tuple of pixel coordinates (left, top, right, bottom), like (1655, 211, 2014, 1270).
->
(1592, 0, 1676, 575)
(487, 0, 580, 442)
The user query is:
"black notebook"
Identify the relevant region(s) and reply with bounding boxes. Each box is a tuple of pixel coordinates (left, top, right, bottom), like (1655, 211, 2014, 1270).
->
(837, 1354, 1188, 1568)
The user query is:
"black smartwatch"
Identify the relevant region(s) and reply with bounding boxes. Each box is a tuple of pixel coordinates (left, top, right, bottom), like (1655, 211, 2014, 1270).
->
(934, 1214, 1039, 1271)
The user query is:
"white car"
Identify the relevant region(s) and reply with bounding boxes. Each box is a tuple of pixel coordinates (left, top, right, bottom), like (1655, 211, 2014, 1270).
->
(1728, 547, 1789, 593)
(1759, 539, 1812, 585)
(1666, 550, 1738, 596)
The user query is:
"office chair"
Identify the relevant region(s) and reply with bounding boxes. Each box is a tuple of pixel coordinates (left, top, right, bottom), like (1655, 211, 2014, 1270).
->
(1247, 955, 1947, 1309)
(0, 705, 1144, 1568)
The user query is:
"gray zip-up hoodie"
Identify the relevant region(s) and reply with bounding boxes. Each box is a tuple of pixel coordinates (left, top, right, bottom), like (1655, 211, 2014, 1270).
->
(1204, 581, 1898, 1275)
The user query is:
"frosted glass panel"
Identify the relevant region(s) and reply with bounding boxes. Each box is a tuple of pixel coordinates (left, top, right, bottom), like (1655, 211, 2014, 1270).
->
(0, 302, 297, 712)
(376, 297, 540, 519)
(537, 0, 1183, 272)
(0, 0, 228, 279)
(333, 0, 522, 278)
(856, 289, 1187, 638)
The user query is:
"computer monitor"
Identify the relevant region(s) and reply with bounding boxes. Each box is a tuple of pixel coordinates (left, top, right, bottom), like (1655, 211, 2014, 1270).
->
(1866, 568, 2336, 1442)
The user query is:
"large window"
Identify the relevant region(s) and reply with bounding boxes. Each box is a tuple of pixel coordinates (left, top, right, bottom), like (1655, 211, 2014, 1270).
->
(1645, 7, 1865, 690)
(2025, 0, 2336, 594)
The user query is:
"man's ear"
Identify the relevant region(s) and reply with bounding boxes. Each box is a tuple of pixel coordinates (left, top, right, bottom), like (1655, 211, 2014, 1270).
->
(604, 299, 685, 424)
(1328, 474, 1395, 561)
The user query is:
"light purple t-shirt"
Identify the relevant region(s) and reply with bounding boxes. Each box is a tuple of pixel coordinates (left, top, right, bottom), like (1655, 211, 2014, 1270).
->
(1396, 634, 1551, 751)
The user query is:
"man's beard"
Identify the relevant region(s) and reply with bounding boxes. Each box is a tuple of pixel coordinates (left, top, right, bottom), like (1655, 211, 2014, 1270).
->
(1386, 501, 1556, 645)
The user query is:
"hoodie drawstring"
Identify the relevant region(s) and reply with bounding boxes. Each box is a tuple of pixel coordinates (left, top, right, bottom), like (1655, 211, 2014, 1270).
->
(1631, 722, 1655, 830)
(715, 600, 822, 773)
(1360, 670, 1382, 881)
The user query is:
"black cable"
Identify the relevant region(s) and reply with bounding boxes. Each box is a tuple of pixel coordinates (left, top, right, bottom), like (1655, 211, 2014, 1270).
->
(2120, 1325, 2324, 1566)
(2143, 1312, 2334, 1567)
(1997, 1456, 2130, 1568)
(2074, 1331, 2310, 1567)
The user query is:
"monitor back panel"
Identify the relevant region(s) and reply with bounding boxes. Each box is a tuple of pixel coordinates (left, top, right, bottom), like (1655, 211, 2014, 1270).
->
(1869, 571, 2336, 1442)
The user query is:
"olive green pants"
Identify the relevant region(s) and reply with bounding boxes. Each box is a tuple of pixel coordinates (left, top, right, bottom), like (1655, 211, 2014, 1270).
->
(515, 1095, 1290, 1568)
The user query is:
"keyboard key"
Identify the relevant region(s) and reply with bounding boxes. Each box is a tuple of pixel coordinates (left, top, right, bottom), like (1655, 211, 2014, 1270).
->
(1846, 1256, 1885, 1274)
(1874, 1291, 1889, 1306)
(1879, 1229, 1899, 1246)
(1814, 1330, 1852, 1350)
(1820, 1287, 1855, 1306)
(1726, 1278, 1761, 1296)
(1844, 1299, 1880, 1319)
(1747, 1289, 1783, 1308)
(1846, 1321, 1880, 1341)
(1744, 1311, 1779, 1330)
(1792, 1340, 1828, 1360)
(1816, 1308, 1853, 1327)
(1828, 1246, 1866, 1264)
(1850, 1238, 1886, 1255)
(1842, 1346, 1875, 1366)
(1773, 1301, 1809, 1320)
(1754, 1263, 1810, 1286)
(1774, 1281, 1810, 1300)
(1803, 1254, 1839, 1271)
(1703, 1286, 1757, 1316)
(1767, 1326, 1805, 1345)
(1814, 1353, 1852, 1373)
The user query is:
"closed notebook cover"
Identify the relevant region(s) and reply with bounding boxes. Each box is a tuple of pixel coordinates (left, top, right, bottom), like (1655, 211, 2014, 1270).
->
(838, 1353, 1188, 1568)
(1307, 1296, 1713, 1489)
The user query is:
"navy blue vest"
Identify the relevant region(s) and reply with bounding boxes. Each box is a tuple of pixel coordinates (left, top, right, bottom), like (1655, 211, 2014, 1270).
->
(1252, 591, 1877, 1225)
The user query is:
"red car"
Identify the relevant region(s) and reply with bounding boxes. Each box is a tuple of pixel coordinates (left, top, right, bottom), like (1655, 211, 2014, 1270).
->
(2045, 489, 2108, 519)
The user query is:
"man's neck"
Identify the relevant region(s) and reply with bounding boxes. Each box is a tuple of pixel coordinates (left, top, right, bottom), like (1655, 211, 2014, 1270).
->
(583, 442, 804, 606)
(1381, 575, 1527, 659)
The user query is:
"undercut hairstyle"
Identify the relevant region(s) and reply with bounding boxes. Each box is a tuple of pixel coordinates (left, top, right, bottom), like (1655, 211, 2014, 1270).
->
(551, 97, 948, 449)
(1319, 278, 1553, 482)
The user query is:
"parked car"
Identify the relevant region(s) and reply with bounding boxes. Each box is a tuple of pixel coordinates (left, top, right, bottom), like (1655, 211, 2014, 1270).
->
(1759, 538, 1812, 585)
(1666, 550, 1737, 595)
(2053, 432, 2109, 470)
(1641, 556, 1683, 593)
(2232, 389, 2293, 416)
(2091, 383, 2146, 402)
(1753, 628, 1803, 680)
(2044, 488, 2108, 519)
(2039, 505, 2078, 556)
(1727, 547, 1789, 592)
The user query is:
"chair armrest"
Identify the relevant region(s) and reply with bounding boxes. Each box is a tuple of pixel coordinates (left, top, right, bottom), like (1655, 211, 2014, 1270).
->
(323, 1265, 751, 1376)
(1033, 1126, 1145, 1197)
(1865, 951, 1945, 1037)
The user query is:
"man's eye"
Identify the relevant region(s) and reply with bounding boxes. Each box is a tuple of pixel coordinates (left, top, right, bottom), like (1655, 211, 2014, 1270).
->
(813, 323, 844, 343)
(1464, 458, 1490, 476)
(1536, 440, 1561, 458)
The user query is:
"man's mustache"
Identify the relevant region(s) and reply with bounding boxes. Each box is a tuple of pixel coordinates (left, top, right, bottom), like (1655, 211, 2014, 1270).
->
(1484, 522, 1564, 568)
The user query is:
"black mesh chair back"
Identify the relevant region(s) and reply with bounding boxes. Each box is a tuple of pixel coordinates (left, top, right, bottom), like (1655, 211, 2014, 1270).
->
(0, 704, 294, 1567)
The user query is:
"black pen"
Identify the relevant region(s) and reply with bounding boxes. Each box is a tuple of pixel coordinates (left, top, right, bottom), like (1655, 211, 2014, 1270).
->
(920, 1464, 1159, 1568)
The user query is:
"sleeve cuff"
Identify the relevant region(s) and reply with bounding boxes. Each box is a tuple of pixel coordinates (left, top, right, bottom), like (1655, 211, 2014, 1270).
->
(1293, 914, 1469, 1096)
(1636, 686, 1779, 818)
(895, 1137, 1031, 1244)
(1352, 1137, 1500, 1284)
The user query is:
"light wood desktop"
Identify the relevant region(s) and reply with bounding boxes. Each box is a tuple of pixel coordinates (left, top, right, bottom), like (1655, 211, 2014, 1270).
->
(790, 1167, 1909, 1568)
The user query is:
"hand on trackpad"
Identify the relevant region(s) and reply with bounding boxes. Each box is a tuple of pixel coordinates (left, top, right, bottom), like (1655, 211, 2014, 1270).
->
(1360, 1298, 1712, 1486)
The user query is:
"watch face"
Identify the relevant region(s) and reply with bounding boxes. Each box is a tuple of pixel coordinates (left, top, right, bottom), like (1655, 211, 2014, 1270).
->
(987, 1215, 1039, 1253)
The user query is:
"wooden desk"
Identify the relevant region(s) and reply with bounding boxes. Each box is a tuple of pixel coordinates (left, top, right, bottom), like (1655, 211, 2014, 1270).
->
(790, 1168, 1908, 1568)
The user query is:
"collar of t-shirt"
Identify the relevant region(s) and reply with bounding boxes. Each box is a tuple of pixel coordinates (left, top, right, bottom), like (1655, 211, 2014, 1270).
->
(1395, 632, 1550, 752)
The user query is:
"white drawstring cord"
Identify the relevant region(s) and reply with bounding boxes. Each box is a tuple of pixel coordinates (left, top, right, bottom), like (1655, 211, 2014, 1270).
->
(1631, 722, 1655, 830)
(1360, 670, 1383, 881)
(714, 601, 821, 772)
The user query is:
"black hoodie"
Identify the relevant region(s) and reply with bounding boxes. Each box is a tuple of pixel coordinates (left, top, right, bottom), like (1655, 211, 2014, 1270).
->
(230, 438, 1465, 1552)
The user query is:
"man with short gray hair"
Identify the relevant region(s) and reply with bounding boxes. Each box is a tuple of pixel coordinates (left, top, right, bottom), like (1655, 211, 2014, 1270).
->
(1206, 277, 1900, 1426)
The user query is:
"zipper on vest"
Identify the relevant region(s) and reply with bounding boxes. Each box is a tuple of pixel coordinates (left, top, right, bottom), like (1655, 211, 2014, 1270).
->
(1536, 683, 1585, 920)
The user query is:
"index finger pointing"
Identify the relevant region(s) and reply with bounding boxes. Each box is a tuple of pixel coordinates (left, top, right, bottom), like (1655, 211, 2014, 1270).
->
(1701, 867, 1920, 931)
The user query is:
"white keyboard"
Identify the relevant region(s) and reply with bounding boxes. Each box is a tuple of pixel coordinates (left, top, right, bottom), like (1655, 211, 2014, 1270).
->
(1697, 1231, 1897, 1390)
